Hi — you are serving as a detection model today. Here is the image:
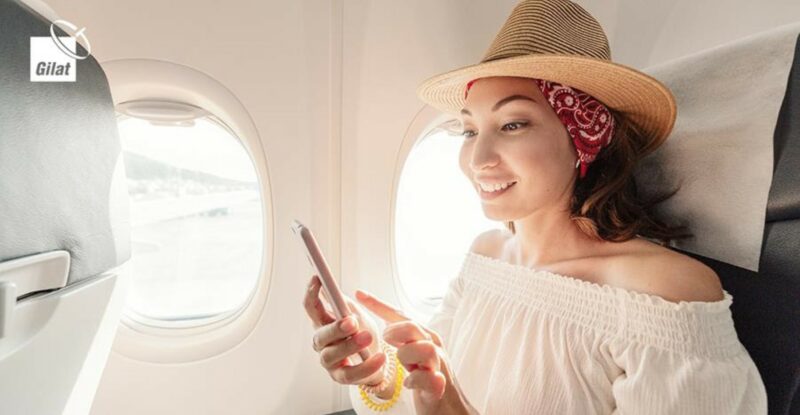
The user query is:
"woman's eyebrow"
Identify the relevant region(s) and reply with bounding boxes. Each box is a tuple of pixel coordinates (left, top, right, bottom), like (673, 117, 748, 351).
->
(460, 94, 537, 116)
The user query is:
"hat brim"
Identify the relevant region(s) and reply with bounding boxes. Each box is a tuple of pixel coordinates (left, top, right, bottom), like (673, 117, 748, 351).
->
(416, 54, 677, 152)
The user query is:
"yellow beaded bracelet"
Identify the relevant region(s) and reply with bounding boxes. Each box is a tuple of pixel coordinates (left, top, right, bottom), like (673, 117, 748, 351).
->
(358, 345, 405, 412)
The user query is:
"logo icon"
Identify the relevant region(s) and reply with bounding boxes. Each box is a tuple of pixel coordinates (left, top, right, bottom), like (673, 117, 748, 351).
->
(30, 19, 91, 82)
(49, 20, 92, 60)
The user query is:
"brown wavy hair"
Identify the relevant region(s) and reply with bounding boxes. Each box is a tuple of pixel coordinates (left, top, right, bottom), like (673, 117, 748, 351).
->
(503, 109, 694, 246)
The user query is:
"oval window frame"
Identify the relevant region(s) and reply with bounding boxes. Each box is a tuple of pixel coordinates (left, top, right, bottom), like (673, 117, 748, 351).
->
(389, 105, 462, 322)
(103, 58, 274, 363)
(115, 106, 262, 329)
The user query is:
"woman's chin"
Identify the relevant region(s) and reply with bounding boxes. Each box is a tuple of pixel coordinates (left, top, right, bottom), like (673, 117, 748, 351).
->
(481, 207, 514, 222)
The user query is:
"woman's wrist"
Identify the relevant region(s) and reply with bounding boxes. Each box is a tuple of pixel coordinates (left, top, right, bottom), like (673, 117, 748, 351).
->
(359, 340, 400, 400)
(357, 343, 406, 411)
(373, 382, 395, 400)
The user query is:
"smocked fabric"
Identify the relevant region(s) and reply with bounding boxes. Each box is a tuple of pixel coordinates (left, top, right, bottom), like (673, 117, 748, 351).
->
(350, 251, 767, 414)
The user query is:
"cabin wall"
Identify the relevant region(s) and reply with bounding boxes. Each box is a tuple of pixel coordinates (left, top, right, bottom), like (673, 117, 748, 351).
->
(37, 0, 800, 413)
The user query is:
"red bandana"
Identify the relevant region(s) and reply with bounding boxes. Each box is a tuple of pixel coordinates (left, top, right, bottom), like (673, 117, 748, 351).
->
(464, 78, 615, 179)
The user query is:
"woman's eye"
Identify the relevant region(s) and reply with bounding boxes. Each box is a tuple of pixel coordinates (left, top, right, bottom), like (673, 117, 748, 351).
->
(461, 121, 527, 138)
(502, 121, 528, 131)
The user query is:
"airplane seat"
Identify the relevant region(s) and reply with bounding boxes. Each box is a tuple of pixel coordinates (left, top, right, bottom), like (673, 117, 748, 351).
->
(0, 1, 131, 414)
(665, 32, 800, 415)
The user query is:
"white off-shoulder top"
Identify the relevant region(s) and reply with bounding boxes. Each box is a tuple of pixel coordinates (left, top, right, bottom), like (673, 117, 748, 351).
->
(350, 251, 768, 414)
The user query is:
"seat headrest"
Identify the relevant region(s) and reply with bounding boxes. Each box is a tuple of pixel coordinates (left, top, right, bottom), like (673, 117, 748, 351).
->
(0, 0, 130, 285)
(635, 22, 800, 272)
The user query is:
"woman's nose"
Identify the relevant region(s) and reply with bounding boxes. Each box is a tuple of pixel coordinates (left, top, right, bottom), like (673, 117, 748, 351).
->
(469, 137, 501, 171)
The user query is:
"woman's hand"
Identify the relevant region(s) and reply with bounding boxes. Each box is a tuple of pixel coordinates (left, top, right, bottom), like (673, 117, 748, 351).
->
(302, 275, 388, 390)
(354, 289, 476, 415)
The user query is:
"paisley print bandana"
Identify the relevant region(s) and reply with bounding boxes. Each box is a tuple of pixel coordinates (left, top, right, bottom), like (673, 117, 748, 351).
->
(464, 78, 616, 179)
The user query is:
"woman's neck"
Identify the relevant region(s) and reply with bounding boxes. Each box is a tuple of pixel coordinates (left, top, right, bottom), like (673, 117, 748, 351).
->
(509, 208, 605, 268)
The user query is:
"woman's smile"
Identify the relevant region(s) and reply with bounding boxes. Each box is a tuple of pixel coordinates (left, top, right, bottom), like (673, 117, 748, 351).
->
(478, 180, 517, 200)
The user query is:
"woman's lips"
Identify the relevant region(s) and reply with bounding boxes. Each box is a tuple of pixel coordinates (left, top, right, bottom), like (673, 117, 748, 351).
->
(478, 181, 516, 200)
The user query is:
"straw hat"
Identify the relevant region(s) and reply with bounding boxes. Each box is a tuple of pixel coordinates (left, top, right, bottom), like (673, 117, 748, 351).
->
(416, 0, 677, 152)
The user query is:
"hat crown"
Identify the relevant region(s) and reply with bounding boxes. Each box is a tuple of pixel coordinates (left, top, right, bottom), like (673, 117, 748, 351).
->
(481, 0, 611, 63)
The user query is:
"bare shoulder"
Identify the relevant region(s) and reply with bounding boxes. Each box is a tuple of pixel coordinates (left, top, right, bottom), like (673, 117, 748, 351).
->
(468, 228, 510, 258)
(606, 241, 725, 303)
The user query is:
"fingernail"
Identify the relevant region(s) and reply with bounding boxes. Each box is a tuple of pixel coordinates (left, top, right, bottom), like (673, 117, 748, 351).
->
(340, 317, 356, 332)
(421, 391, 435, 401)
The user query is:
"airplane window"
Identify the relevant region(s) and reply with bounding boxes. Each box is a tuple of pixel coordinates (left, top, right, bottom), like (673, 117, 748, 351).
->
(116, 104, 263, 327)
(394, 120, 499, 309)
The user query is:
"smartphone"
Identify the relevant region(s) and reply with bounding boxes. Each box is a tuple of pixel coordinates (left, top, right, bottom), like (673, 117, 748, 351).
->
(292, 219, 371, 364)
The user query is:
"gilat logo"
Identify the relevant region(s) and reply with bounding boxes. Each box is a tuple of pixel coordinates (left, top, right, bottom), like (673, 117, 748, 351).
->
(30, 19, 92, 82)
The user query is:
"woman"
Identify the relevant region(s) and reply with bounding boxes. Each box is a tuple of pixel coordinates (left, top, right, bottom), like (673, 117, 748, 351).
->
(303, 0, 768, 413)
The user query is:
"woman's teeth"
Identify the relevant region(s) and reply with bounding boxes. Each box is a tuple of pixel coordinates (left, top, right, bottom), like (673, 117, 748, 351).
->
(478, 181, 516, 192)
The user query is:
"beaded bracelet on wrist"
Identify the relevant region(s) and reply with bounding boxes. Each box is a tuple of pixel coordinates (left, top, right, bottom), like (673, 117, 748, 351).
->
(360, 340, 396, 394)
(358, 341, 405, 411)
